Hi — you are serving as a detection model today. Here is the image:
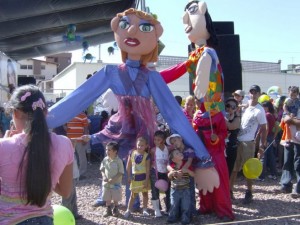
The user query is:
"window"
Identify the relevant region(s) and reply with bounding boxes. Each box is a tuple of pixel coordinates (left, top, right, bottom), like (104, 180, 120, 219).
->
(41, 65, 45, 70)
(28, 65, 32, 69)
(20, 65, 27, 69)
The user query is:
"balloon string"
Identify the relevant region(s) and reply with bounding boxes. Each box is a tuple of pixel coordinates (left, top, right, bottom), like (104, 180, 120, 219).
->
(263, 139, 275, 153)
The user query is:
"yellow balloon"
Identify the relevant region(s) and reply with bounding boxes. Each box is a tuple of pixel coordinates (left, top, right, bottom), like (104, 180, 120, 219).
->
(53, 205, 75, 225)
(243, 158, 263, 179)
(258, 94, 270, 104)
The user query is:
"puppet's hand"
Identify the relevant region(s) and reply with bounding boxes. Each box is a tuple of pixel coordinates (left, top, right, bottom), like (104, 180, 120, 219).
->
(195, 167, 220, 195)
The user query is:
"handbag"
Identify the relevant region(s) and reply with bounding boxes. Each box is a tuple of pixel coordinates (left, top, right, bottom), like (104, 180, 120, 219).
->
(154, 149, 169, 192)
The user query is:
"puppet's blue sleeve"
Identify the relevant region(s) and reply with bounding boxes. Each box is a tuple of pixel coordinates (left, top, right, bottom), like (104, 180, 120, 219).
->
(149, 72, 213, 167)
(47, 68, 110, 128)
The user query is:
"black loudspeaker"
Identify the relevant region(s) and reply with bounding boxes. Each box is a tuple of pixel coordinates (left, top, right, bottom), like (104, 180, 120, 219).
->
(213, 22, 234, 35)
(18, 77, 36, 86)
(214, 34, 242, 98)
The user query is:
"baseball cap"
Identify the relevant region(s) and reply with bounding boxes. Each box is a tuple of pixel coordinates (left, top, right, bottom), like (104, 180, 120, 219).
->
(232, 90, 245, 97)
(249, 85, 261, 93)
(166, 134, 181, 145)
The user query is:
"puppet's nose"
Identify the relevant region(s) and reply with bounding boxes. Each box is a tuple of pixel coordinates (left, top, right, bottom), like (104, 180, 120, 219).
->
(127, 24, 138, 35)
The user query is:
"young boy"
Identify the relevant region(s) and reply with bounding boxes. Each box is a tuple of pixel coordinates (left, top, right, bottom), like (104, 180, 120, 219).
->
(100, 141, 124, 217)
(166, 134, 196, 214)
(167, 149, 194, 225)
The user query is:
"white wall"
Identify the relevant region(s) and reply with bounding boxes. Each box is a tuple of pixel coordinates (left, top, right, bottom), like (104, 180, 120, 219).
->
(53, 66, 77, 97)
(52, 62, 108, 98)
(243, 71, 300, 96)
(50, 61, 300, 105)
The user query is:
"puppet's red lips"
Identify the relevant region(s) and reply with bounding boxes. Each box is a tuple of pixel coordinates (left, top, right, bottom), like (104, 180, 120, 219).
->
(185, 26, 192, 33)
(124, 38, 140, 46)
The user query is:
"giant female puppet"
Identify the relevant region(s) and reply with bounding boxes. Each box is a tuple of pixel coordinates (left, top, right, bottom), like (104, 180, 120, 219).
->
(47, 8, 219, 193)
(183, 1, 234, 220)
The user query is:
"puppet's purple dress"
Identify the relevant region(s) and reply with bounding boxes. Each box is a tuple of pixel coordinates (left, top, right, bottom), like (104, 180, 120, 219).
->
(47, 59, 212, 166)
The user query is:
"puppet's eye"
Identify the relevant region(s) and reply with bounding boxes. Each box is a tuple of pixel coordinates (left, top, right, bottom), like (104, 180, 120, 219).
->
(139, 23, 154, 32)
(188, 5, 198, 14)
(119, 20, 130, 29)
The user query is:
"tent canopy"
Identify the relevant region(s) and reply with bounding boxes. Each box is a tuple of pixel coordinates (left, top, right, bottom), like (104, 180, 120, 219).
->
(0, 0, 136, 61)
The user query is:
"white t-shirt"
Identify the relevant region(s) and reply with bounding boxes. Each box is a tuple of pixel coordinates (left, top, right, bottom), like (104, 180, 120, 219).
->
(155, 146, 169, 173)
(238, 103, 267, 142)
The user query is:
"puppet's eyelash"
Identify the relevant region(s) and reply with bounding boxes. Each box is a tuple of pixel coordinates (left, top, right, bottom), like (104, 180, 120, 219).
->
(188, 5, 198, 14)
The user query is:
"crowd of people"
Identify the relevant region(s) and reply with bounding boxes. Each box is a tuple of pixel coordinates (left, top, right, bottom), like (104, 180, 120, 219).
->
(67, 84, 299, 223)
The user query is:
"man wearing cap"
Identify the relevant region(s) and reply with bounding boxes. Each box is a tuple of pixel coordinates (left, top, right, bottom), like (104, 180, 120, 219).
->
(230, 85, 267, 204)
(232, 89, 248, 116)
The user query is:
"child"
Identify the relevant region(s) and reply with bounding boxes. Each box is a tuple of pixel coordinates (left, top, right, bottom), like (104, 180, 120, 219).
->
(182, 95, 195, 125)
(124, 137, 151, 218)
(167, 149, 195, 225)
(150, 130, 170, 217)
(232, 89, 249, 116)
(166, 134, 196, 214)
(280, 86, 300, 146)
(0, 85, 73, 224)
(100, 141, 124, 217)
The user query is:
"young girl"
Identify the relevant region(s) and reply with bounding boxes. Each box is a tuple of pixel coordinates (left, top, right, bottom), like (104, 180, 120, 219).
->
(0, 85, 73, 225)
(150, 130, 170, 217)
(125, 137, 151, 218)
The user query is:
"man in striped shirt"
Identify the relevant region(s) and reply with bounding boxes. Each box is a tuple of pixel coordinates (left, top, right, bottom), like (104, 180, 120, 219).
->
(67, 112, 90, 179)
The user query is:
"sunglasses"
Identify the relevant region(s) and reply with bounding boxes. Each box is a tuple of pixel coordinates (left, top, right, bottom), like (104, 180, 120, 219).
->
(250, 90, 258, 94)
(225, 104, 237, 110)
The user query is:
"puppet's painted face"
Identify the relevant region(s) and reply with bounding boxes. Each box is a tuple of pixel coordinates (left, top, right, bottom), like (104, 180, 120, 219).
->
(112, 14, 158, 60)
(183, 1, 210, 44)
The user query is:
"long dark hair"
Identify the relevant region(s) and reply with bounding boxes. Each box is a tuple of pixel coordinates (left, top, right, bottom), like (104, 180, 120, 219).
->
(261, 101, 275, 115)
(8, 85, 51, 207)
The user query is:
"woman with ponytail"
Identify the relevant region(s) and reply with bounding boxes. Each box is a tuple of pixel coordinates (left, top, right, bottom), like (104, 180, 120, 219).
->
(0, 85, 73, 225)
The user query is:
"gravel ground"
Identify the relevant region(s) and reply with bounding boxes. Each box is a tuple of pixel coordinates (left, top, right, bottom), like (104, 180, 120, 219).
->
(51, 161, 300, 225)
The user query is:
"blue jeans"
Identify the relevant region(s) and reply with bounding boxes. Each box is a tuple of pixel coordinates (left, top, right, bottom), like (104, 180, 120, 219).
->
(280, 143, 300, 193)
(17, 216, 53, 225)
(168, 188, 191, 224)
(260, 137, 277, 178)
(96, 159, 140, 208)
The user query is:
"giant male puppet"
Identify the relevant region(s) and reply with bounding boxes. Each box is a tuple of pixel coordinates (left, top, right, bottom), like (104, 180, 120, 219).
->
(47, 8, 219, 193)
(183, 1, 234, 220)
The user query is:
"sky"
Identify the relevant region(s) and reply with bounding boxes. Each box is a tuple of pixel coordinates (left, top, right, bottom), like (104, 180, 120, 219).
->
(72, 0, 300, 70)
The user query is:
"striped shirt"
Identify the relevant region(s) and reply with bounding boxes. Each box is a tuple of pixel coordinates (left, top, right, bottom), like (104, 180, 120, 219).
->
(66, 112, 89, 139)
(170, 162, 191, 190)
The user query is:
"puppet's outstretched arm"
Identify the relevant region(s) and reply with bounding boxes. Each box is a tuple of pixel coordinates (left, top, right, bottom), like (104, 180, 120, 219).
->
(194, 52, 212, 99)
(47, 68, 110, 128)
(160, 61, 187, 84)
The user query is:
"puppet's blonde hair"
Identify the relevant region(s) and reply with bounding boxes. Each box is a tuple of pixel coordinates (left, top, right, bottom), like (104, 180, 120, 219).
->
(117, 8, 160, 65)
